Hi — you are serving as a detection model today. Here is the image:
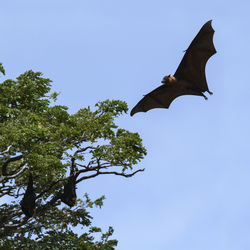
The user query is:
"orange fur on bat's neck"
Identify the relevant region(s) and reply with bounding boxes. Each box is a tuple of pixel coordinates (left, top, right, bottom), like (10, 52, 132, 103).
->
(168, 75, 177, 83)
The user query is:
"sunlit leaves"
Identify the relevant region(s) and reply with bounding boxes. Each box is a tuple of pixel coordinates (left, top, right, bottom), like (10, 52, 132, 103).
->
(0, 67, 145, 249)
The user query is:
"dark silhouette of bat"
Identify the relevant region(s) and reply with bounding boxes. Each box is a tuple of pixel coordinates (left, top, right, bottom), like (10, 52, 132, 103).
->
(130, 20, 216, 116)
(61, 171, 77, 208)
(20, 174, 36, 218)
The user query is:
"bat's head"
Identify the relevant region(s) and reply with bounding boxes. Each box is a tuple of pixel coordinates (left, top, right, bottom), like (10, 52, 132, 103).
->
(161, 75, 177, 85)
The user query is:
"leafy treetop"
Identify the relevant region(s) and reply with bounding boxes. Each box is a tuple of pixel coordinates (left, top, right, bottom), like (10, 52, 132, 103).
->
(0, 64, 146, 249)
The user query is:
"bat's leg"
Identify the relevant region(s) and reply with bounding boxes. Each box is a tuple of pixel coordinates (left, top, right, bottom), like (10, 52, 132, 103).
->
(207, 90, 213, 95)
(201, 93, 208, 100)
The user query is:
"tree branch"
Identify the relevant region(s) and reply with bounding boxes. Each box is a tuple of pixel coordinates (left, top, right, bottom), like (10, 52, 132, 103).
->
(0, 164, 28, 183)
(2, 154, 23, 176)
(77, 168, 145, 182)
(73, 146, 96, 156)
(0, 145, 12, 155)
(98, 168, 145, 178)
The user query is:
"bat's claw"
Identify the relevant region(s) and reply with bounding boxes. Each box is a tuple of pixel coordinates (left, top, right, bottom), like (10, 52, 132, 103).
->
(207, 90, 213, 95)
(202, 93, 208, 100)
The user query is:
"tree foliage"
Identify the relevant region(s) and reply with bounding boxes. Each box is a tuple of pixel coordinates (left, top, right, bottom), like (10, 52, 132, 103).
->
(0, 65, 146, 249)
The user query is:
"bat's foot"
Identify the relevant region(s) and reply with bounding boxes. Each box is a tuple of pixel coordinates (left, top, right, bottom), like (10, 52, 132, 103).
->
(202, 93, 208, 100)
(207, 90, 213, 95)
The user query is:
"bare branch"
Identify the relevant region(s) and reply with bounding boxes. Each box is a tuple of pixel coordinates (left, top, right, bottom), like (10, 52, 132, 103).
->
(0, 164, 28, 183)
(98, 168, 145, 178)
(74, 146, 96, 156)
(7, 164, 28, 178)
(2, 154, 23, 176)
(75, 162, 87, 168)
(0, 145, 12, 155)
(0, 183, 21, 197)
(77, 172, 100, 182)
(77, 167, 99, 175)
(77, 168, 145, 182)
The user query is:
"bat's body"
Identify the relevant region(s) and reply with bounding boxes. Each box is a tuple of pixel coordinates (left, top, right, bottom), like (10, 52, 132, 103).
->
(130, 20, 216, 116)
(61, 175, 77, 207)
(21, 174, 36, 218)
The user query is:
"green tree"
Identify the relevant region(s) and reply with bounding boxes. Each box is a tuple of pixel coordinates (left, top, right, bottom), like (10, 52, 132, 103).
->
(0, 65, 146, 249)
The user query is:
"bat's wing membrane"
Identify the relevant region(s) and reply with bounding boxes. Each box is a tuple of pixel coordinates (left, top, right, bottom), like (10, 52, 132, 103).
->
(130, 84, 191, 116)
(130, 20, 216, 116)
(174, 20, 216, 92)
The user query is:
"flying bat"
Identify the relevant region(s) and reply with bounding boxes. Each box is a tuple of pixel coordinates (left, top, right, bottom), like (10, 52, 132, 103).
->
(20, 174, 36, 218)
(130, 20, 216, 116)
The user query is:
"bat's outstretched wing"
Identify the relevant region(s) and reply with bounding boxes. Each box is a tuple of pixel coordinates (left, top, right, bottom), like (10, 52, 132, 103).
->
(130, 82, 204, 116)
(174, 20, 216, 92)
(130, 20, 216, 116)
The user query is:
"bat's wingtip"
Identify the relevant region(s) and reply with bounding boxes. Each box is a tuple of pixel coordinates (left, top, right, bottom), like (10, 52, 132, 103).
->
(130, 110, 135, 116)
(205, 20, 213, 26)
(130, 108, 145, 116)
(203, 20, 215, 32)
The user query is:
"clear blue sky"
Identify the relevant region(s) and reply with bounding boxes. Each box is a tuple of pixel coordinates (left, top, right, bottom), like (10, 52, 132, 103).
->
(1, 1, 250, 249)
